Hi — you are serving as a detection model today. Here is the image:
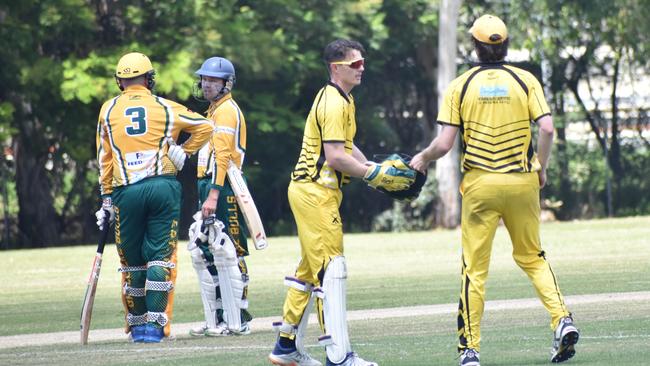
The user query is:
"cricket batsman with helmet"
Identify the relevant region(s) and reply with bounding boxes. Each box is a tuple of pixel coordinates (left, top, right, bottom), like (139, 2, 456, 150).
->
(95, 51, 212, 343)
(187, 56, 254, 337)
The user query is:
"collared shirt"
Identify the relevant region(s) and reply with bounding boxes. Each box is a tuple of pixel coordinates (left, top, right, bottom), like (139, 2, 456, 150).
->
(291, 82, 357, 189)
(96, 85, 212, 196)
(438, 62, 551, 173)
(196, 93, 247, 189)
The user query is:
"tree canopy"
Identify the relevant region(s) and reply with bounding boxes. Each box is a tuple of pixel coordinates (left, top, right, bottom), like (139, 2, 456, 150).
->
(0, 0, 648, 248)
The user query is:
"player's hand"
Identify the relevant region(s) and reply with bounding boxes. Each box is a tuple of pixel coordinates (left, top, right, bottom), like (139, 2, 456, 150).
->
(201, 196, 217, 218)
(95, 199, 115, 229)
(166, 138, 187, 171)
(538, 168, 547, 188)
(364, 159, 416, 192)
(409, 151, 429, 174)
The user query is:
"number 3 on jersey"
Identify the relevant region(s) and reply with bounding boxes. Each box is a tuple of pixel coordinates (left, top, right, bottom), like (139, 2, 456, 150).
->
(125, 107, 147, 136)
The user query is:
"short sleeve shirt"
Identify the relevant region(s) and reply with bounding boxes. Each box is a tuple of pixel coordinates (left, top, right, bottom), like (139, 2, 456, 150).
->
(438, 63, 551, 173)
(291, 82, 357, 189)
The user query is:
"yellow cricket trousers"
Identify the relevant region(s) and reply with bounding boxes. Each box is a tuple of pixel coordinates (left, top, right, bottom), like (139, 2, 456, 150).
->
(281, 181, 343, 337)
(457, 169, 570, 351)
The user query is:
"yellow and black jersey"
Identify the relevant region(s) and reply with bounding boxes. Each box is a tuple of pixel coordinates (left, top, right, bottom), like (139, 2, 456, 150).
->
(96, 85, 213, 196)
(438, 62, 551, 173)
(196, 93, 246, 189)
(291, 82, 357, 189)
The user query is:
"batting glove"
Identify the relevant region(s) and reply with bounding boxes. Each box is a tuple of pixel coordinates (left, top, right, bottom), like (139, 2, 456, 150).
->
(95, 198, 115, 229)
(363, 158, 416, 192)
(167, 138, 187, 171)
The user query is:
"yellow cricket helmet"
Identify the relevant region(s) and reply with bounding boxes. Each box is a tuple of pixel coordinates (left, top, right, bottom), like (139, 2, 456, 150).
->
(115, 52, 154, 79)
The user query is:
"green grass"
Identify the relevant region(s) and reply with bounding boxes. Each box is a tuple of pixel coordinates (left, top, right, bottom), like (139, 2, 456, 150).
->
(0, 216, 648, 365)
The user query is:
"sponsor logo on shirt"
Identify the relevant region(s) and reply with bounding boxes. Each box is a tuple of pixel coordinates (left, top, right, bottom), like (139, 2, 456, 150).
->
(479, 85, 510, 104)
(125, 150, 156, 168)
(480, 85, 508, 97)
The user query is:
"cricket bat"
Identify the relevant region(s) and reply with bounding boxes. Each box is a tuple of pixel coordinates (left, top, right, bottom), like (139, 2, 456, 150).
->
(227, 160, 268, 250)
(80, 216, 110, 345)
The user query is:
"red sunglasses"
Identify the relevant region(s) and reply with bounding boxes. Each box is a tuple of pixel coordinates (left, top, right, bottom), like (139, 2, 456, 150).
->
(331, 58, 365, 69)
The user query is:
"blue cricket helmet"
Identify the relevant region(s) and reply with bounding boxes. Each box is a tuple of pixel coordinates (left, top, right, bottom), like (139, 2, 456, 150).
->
(195, 57, 236, 81)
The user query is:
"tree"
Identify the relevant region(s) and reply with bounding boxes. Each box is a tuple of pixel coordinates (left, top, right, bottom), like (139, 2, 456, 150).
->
(509, 0, 650, 217)
(434, 0, 462, 228)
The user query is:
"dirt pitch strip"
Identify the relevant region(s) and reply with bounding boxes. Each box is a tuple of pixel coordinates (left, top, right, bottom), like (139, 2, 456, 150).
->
(1, 291, 648, 349)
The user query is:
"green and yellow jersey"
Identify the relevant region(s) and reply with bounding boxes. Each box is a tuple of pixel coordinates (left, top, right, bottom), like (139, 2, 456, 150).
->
(291, 82, 357, 189)
(96, 84, 213, 196)
(438, 62, 551, 173)
(196, 93, 247, 189)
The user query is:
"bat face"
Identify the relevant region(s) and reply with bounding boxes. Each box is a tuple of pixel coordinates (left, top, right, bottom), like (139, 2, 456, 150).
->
(81, 217, 110, 345)
(227, 162, 268, 250)
(80, 253, 103, 345)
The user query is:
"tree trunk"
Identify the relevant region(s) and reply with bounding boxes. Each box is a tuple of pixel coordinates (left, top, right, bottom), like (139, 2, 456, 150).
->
(434, 0, 462, 228)
(13, 96, 61, 247)
(608, 51, 622, 216)
(15, 139, 61, 247)
(554, 96, 574, 220)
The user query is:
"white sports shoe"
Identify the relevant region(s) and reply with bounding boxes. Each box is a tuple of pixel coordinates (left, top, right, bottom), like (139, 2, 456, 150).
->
(551, 316, 579, 363)
(189, 322, 251, 337)
(269, 350, 322, 366)
(206, 322, 251, 336)
(326, 352, 378, 366)
(189, 324, 211, 337)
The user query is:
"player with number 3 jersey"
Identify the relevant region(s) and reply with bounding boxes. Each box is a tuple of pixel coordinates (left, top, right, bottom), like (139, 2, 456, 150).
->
(95, 52, 212, 343)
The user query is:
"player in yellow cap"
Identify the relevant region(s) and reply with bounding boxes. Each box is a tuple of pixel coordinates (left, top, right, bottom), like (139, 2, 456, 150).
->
(95, 51, 212, 343)
(410, 14, 579, 366)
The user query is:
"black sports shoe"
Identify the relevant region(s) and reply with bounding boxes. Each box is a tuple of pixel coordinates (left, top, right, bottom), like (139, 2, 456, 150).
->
(551, 316, 580, 363)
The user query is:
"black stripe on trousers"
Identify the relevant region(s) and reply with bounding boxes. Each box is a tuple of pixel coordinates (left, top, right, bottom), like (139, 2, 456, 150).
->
(458, 255, 472, 350)
(541, 252, 569, 314)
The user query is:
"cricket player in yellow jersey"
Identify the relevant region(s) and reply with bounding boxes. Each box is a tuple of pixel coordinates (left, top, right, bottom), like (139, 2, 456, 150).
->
(186, 56, 253, 337)
(95, 52, 212, 343)
(410, 15, 579, 366)
(269, 39, 415, 366)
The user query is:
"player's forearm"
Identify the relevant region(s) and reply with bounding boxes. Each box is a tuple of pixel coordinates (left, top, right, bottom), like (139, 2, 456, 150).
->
(537, 129, 553, 170)
(421, 126, 458, 162)
(421, 139, 449, 162)
(180, 122, 213, 155)
(327, 151, 368, 178)
(351, 144, 368, 164)
(536, 115, 554, 170)
(207, 188, 220, 201)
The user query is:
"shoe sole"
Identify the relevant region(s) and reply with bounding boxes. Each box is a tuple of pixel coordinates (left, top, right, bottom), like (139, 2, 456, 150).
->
(204, 328, 251, 337)
(551, 330, 580, 363)
(268, 354, 297, 366)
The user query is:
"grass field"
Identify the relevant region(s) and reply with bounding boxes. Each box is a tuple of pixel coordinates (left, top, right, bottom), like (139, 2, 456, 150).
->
(0, 216, 648, 365)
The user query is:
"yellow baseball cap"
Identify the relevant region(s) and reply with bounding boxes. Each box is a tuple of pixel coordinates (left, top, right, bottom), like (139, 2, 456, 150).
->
(469, 14, 508, 44)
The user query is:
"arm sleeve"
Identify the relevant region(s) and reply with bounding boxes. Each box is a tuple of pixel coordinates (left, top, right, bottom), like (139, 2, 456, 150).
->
(320, 95, 346, 142)
(528, 76, 551, 122)
(96, 106, 113, 197)
(169, 102, 213, 155)
(436, 80, 463, 127)
(211, 104, 242, 188)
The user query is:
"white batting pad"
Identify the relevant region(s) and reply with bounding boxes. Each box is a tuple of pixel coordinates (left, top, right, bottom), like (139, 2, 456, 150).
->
(189, 245, 219, 329)
(317, 255, 351, 363)
(208, 219, 247, 332)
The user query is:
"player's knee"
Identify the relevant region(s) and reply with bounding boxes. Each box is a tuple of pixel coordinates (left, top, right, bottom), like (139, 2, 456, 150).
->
(146, 260, 175, 292)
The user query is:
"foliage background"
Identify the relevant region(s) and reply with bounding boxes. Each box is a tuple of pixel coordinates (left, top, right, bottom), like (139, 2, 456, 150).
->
(0, 0, 648, 248)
